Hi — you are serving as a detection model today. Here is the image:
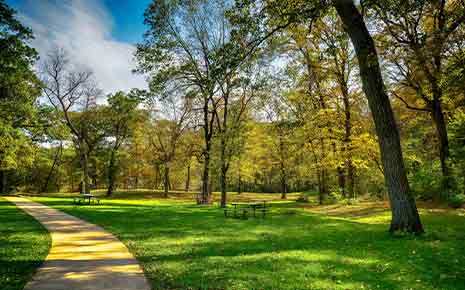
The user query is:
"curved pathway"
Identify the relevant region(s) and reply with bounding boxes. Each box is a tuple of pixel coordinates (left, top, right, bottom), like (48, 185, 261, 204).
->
(5, 196, 151, 290)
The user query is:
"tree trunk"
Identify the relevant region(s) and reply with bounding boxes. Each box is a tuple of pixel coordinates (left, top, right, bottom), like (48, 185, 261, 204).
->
(337, 167, 346, 198)
(342, 82, 355, 199)
(83, 155, 91, 195)
(185, 163, 191, 192)
(279, 162, 287, 200)
(431, 99, 451, 198)
(107, 148, 117, 196)
(219, 89, 230, 207)
(317, 170, 323, 205)
(79, 141, 91, 195)
(334, 0, 423, 233)
(333, 141, 346, 197)
(41, 142, 62, 193)
(319, 138, 328, 203)
(163, 165, 170, 198)
(199, 92, 213, 205)
(280, 174, 287, 199)
(0, 169, 5, 195)
(347, 163, 355, 199)
(319, 167, 328, 204)
(237, 173, 242, 195)
(154, 164, 160, 190)
(220, 139, 228, 207)
(71, 171, 74, 193)
(199, 146, 211, 204)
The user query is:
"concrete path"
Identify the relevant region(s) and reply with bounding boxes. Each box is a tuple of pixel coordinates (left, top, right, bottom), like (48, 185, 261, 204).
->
(5, 196, 151, 290)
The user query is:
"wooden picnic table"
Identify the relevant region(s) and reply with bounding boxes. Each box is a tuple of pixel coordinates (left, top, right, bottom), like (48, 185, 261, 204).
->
(228, 201, 269, 218)
(73, 194, 100, 205)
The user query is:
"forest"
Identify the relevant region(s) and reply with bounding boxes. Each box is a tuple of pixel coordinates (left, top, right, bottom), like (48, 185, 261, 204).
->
(2, 0, 465, 289)
(2, 0, 465, 232)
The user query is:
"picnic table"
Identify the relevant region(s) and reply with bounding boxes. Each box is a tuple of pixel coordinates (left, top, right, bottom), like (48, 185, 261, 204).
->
(225, 201, 270, 219)
(73, 194, 100, 205)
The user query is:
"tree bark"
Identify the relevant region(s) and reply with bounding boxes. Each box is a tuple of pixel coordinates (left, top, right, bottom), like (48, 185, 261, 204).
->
(430, 99, 451, 197)
(185, 162, 191, 192)
(341, 82, 355, 199)
(319, 141, 328, 203)
(334, 0, 423, 233)
(79, 140, 91, 195)
(71, 171, 74, 193)
(237, 173, 242, 195)
(280, 174, 287, 199)
(163, 165, 170, 198)
(279, 135, 287, 199)
(333, 141, 346, 197)
(0, 169, 5, 195)
(199, 142, 211, 204)
(107, 148, 117, 196)
(337, 167, 346, 198)
(199, 92, 213, 204)
(347, 163, 355, 199)
(317, 170, 323, 205)
(41, 142, 62, 193)
(154, 164, 160, 190)
(220, 138, 228, 207)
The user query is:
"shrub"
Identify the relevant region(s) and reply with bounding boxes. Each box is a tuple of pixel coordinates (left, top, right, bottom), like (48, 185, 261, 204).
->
(449, 194, 465, 209)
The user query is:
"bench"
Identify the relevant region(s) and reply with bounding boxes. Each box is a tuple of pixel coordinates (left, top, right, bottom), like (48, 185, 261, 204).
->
(73, 194, 101, 205)
(259, 205, 271, 217)
(224, 207, 249, 219)
(246, 201, 271, 218)
(225, 201, 270, 219)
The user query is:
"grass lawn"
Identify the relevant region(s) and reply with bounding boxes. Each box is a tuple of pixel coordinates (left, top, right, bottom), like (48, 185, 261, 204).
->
(28, 191, 465, 290)
(0, 198, 51, 290)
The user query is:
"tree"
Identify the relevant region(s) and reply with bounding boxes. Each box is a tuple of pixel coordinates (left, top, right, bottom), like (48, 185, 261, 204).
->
(105, 91, 141, 196)
(137, 0, 232, 204)
(333, 0, 423, 233)
(42, 48, 101, 195)
(147, 95, 191, 198)
(319, 14, 357, 198)
(216, 60, 266, 207)
(0, 0, 41, 194)
(229, 0, 423, 232)
(369, 0, 465, 197)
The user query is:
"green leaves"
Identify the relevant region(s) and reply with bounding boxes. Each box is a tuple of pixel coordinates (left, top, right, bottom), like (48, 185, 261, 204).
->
(0, 0, 41, 171)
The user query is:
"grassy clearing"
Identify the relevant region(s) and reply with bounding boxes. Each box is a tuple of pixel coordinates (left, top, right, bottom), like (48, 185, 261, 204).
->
(0, 197, 51, 290)
(30, 192, 465, 290)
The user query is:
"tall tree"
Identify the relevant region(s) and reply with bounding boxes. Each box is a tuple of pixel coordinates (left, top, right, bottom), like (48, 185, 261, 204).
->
(42, 48, 101, 195)
(0, 0, 41, 194)
(148, 95, 191, 198)
(333, 0, 423, 233)
(320, 14, 357, 198)
(230, 0, 423, 232)
(105, 91, 141, 196)
(369, 0, 465, 197)
(216, 62, 265, 207)
(137, 0, 232, 204)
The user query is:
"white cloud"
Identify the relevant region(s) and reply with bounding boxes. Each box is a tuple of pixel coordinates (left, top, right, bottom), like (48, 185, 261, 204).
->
(17, 0, 146, 95)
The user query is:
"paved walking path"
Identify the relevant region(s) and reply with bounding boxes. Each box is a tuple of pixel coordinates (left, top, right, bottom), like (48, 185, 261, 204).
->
(5, 196, 151, 290)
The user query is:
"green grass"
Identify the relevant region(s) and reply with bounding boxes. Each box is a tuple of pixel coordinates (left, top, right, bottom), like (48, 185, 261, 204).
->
(0, 198, 51, 290)
(28, 192, 465, 290)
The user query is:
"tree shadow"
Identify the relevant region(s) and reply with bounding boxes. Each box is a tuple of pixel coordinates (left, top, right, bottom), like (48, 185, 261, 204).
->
(31, 197, 465, 290)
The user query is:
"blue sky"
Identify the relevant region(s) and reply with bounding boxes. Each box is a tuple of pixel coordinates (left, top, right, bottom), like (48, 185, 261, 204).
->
(5, 0, 151, 93)
(6, 0, 152, 43)
(101, 0, 152, 43)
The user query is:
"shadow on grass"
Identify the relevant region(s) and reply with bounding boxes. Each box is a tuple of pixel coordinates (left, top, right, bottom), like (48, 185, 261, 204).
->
(33, 196, 465, 290)
(0, 199, 51, 290)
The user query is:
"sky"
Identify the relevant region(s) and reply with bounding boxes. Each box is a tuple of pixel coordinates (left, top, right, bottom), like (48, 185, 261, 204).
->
(5, 0, 153, 94)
